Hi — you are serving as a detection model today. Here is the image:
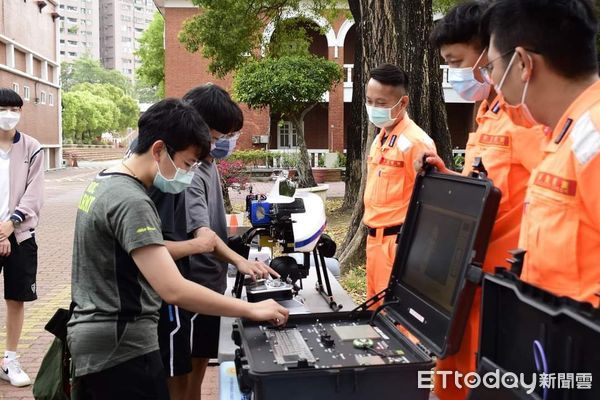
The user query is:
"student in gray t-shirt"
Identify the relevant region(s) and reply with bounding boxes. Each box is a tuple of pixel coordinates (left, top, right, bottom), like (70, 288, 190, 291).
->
(67, 99, 288, 400)
(182, 84, 275, 400)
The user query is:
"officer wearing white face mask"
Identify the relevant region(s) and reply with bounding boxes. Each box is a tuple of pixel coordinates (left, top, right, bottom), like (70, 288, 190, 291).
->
(425, 3, 547, 398)
(363, 64, 437, 304)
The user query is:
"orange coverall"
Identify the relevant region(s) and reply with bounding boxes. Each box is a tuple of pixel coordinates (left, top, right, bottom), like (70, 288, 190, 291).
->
(435, 96, 546, 400)
(519, 80, 600, 307)
(363, 114, 437, 301)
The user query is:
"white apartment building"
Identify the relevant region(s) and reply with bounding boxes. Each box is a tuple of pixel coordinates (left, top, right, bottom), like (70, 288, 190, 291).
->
(58, 0, 101, 61)
(99, 0, 156, 78)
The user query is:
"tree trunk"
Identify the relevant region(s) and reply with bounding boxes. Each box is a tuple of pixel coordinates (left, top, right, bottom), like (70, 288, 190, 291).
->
(337, 0, 452, 272)
(291, 112, 318, 188)
(222, 186, 233, 214)
(341, 0, 365, 211)
(396, 0, 453, 166)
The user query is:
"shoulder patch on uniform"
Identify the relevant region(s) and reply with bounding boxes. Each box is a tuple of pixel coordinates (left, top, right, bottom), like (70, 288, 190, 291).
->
(571, 111, 600, 165)
(397, 134, 413, 152)
(419, 135, 435, 148)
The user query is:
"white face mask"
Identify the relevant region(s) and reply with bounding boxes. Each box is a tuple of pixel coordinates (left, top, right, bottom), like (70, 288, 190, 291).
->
(447, 67, 491, 101)
(365, 97, 403, 129)
(0, 111, 20, 131)
(447, 49, 490, 102)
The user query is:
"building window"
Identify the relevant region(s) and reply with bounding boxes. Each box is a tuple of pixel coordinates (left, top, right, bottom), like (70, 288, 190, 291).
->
(278, 121, 298, 149)
(12, 83, 19, 94)
(23, 86, 30, 101)
(49, 93, 54, 106)
(40, 91, 46, 104)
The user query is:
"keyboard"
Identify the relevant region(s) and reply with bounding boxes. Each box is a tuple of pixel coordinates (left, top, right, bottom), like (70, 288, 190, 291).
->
(268, 328, 316, 366)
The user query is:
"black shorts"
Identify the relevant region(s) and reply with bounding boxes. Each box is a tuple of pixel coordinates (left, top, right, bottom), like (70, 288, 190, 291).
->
(0, 234, 38, 301)
(190, 313, 221, 359)
(76, 351, 169, 400)
(157, 302, 192, 377)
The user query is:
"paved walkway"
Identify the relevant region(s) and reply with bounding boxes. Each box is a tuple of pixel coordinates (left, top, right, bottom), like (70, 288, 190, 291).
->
(0, 164, 345, 399)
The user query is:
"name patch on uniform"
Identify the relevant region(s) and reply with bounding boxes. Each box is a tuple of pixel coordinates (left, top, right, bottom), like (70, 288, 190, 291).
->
(380, 158, 404, 168)
(534, 172, 577, 196)
(479, 134, 510, 147)
(491, 101, 501, 114)
(388, 135, 398, 147)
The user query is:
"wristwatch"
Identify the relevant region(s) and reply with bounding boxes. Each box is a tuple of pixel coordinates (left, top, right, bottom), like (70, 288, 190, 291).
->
(9, 216, 21, 229)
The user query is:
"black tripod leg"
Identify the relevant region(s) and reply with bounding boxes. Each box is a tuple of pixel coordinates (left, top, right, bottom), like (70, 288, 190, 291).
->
(313, 250, 342, 311)
(233, 271, 244, 298)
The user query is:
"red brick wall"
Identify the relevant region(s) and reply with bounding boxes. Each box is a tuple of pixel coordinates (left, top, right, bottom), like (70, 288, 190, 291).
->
(164, 8, 349, 152)
(0, 75, 59, 145)
(1, 0, 58, 61)
(164, 7, 270, 151)
(269, 105, 329, 149)
(1, 0, 59, 147)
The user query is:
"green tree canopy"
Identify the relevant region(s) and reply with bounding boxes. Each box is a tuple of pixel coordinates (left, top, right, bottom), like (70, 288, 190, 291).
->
(62, 91, 120, 144)
(233, 55, 342, 115)
(135, 12, 165, 98)
(71, 83, 139, 130)
(233, 55, 342, 187)
(61, 56, 133, 94)
(178, 0, 338, 77)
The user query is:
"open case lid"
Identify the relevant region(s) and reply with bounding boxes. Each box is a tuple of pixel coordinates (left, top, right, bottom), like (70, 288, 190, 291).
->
(383, 170, 500, 358)
(475, 269, 600, 399)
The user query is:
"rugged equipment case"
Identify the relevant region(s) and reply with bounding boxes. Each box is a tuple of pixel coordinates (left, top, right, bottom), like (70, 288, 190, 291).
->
(468, 269, 600, 400)
(232, 170, 501, 400)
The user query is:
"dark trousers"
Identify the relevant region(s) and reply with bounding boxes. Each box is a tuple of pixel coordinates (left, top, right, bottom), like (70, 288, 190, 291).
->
(76, 351, 170, 400)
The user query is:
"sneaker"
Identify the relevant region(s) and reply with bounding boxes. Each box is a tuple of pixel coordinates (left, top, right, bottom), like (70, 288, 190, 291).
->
(0, 357, 31, 387)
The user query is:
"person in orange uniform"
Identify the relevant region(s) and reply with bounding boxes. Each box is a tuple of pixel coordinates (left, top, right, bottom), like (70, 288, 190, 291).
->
(480, 0, 600, 307)
(423, 2, 546, 398)
(363, 64, 437, 301)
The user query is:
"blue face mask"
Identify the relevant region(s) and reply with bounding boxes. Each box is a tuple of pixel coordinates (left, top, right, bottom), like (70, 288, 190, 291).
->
(210, 133, 239, 159)
(365, 97, 402, 129)
(153, 152, 194, 194)
(448, 67, 491, 101)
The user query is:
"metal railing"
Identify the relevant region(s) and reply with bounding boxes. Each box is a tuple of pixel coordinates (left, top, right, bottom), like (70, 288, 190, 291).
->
(268, 148, 330, 168)
(342, 63, 451, 88)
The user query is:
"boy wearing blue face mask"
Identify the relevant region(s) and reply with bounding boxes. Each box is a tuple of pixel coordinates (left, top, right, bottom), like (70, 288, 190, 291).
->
(424, 2, 547, 399)
(181, 84, 271, 400)
(363, 64, 437, 305)
(67, 99, 289, 399)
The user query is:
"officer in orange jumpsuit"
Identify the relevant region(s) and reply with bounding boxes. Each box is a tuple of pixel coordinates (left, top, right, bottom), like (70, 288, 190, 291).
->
(423, 2, 546, 398)
(482, 0, 600, 307)
(363, 64, 437, 301)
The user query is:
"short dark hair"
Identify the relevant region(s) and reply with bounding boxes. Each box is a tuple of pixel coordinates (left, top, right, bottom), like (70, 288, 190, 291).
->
(0, 88, 24, 108)
(135, 98, 211, 159)
(430, 0, 491, 49)
(182, 83, 243, 134)
(481, 0, 598, 78)
(369, 64, 409, 91)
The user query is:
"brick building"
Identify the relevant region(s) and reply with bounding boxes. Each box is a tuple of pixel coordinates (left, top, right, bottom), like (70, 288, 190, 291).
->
(155, 0, 475, 160)
(0, 0, 62, 169)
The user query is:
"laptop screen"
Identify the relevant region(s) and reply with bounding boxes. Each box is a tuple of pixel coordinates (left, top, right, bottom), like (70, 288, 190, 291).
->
(400, 203, 476, 313)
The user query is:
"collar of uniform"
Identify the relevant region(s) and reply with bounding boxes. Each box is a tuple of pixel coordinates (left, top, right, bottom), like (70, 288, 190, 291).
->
(379, 114, 412, 148)
(544, 80, 600, 154)
(477, 95, 504, 125)
(12, 131, 21, 144)
(386, 113, 412, 138)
